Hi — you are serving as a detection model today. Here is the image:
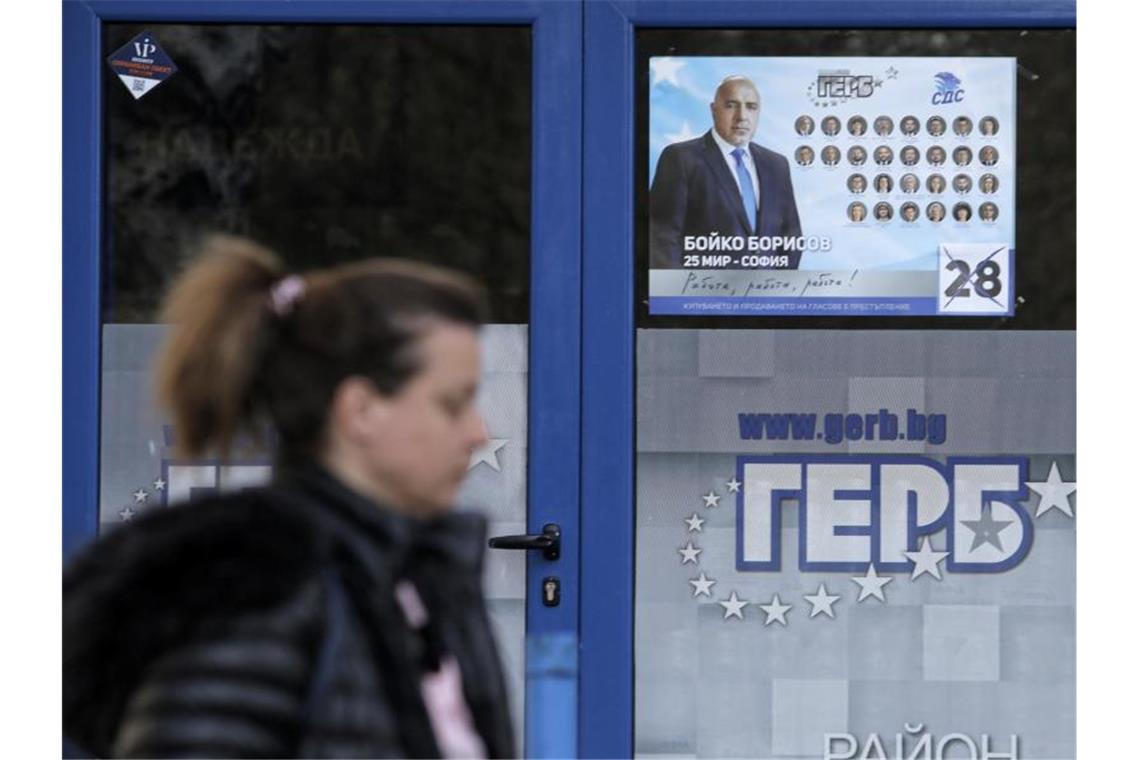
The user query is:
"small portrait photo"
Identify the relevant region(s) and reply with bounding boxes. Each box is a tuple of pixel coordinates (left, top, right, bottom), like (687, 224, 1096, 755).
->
(821, 115, 841, 136)
(874, 115, 894, 136)
(874, 202, 894, 221)
(900, 146, 920, 166)
(796, 145, 815, 166)
(822, 145, 841, 166)
(979, 173, 999, 194)
(900, 202, 920, 223)
(927, 173, 946, 194)
(795, 115, 815, 136)
(847, 173, 868, 194)
(874, 173, 893, 193)
(953, 202, 972, 222)
(847, 115, 868, 136)
(953, 116, 973, 136)
(953, 174, 972, 194)
(926, 145, 946, 166)
(900, 115, 920, 136)
(979, 202, 999, 222)
(979, 116, 1000, 136)
(847, 145, 868, 166)
(874, 145, 894, 165)
(980, 146, 999, 166)
(900, 173, 920, 194)
(952, 146, 973, 167)
(848, 201, 868, 222)
(927, 115, 946, 137)
(926, 201, 946, 222)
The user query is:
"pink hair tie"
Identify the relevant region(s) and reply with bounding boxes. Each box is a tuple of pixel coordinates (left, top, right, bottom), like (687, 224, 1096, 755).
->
(269, 275, 306, 316)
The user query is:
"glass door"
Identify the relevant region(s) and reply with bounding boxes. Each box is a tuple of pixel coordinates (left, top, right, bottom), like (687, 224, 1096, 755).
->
(63, 4, 581, 757)
(582, 3, 1076, 758)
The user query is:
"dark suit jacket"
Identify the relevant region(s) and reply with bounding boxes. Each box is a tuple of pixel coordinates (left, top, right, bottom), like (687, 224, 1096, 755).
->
(650, 130, 803, 268)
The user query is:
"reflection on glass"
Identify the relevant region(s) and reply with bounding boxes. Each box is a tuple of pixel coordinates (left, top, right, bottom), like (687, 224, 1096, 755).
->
(103, 24, 532, 324)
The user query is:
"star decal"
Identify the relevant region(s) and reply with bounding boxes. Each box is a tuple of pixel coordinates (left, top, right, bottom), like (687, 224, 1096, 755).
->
(757, 593, 793, 626)
(903, 537, 949, 581)
(718, 591, 748, 620)
(678, 542, 702, 565)
(852, 565, 894, 602)
(1026, 461, 1076, 518)
(702, 491, 721, 508)
(152, 478, 166, 491)
(468, 438, 508, 472)
(886, 66, 899, 79)
(961, 509, 1014, 552)
(684, 512, 706, 533)
(650, 57, 685, 87)
(689, 572, 715, 598)
(726, 477, 742, 494)
(132, 488, 148, 503)
(803, 583, 841, 619)
(118, 506, 136, 522)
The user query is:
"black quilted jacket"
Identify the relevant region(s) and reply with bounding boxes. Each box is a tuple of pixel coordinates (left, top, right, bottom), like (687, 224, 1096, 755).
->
(63, 466, 515, 758)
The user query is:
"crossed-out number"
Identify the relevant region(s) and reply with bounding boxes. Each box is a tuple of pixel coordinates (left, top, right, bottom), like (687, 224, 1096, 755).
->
(943, 247, 1005, 309)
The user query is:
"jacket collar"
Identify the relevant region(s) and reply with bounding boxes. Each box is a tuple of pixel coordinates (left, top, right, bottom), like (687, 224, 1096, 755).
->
(701, 130, 756, 232)
(274, 463, 489, 577)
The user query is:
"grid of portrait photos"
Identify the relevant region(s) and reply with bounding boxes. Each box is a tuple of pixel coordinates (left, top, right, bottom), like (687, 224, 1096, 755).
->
(792, 113, 1002, 226)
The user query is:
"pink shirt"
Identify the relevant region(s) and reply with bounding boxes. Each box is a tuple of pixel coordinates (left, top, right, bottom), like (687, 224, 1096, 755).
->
(394, 580, 488, 759)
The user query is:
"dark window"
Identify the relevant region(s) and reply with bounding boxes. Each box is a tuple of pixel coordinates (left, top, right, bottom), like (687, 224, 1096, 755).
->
(103, 24, 531, 323)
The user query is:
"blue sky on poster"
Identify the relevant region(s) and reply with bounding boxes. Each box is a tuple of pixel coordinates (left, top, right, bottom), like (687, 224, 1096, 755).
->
(649, 56, 1016, 270)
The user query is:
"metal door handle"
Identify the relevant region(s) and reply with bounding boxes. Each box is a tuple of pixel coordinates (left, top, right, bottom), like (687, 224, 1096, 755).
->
(488, 523, 561, 561)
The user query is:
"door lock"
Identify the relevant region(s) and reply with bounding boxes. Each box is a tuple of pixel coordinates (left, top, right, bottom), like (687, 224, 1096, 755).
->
(542, 576, 561, 607)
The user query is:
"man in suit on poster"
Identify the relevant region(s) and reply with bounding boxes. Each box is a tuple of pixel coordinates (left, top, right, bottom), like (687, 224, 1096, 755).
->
(650, 75, 803, 268)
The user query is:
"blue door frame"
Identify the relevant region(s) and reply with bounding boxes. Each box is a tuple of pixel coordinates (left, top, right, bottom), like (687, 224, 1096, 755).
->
(62, 1, 580, 757)
(64, 1, 1076, 756)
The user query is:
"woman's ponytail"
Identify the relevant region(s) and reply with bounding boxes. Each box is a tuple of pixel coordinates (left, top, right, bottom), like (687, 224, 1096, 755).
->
(154, 235, 284, 458)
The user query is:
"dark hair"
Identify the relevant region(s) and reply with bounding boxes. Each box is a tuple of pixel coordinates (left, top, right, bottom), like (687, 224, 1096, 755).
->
(155, 235, 487, 462)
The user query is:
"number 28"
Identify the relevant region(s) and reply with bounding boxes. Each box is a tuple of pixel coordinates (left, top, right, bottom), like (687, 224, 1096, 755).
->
(944, 258, 1003, 298)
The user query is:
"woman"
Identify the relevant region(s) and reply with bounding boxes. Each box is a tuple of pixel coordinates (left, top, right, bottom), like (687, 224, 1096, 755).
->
(63, 237, 515, 758)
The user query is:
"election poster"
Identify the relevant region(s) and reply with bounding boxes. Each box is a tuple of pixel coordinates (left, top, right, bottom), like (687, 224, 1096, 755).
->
(647, 57, 1016, 316)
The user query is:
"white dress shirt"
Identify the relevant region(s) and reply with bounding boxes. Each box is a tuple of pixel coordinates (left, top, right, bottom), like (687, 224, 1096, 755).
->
(710, 129, 760, 211)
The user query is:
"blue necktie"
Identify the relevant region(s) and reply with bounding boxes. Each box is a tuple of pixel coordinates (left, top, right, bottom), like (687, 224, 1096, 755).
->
(732, 148, 758, 232)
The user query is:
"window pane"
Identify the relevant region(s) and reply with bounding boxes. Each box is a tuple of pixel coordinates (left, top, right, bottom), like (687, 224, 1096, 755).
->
(103, 24, 531, 323)
(99, 23, 532, 747)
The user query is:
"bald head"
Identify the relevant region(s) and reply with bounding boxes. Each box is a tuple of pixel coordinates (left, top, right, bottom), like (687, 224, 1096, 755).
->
(710, 76, 761, 147)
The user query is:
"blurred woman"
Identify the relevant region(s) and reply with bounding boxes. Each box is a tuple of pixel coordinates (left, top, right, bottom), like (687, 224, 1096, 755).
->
(64, 237, 514, 758)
